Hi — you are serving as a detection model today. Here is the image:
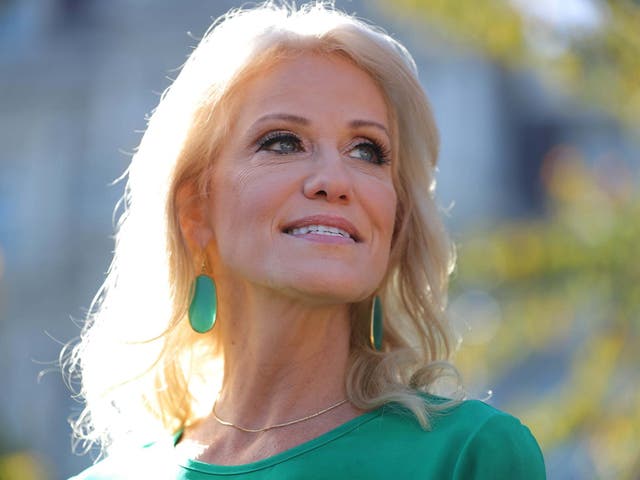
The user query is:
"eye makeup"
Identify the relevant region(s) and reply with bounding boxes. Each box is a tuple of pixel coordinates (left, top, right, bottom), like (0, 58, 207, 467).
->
(251, 126, 392, 166)
(348, 137, 392, 166)
(256, 130, 304, 154)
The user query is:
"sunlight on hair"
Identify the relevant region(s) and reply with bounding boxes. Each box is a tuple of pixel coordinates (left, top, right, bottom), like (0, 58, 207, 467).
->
(104, 433, 181, 480)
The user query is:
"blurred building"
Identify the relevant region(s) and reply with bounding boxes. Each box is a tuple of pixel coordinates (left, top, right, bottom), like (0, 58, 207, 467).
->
(0, 0, 637, 478)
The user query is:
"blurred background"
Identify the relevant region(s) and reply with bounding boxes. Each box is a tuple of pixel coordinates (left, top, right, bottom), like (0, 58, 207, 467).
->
(0, 0, 638, 478)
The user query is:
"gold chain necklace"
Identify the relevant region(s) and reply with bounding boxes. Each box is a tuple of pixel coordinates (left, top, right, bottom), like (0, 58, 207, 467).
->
(212, 399, 348, 433)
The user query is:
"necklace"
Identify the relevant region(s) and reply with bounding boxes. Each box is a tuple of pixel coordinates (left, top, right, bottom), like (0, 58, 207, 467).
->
(212, 398, 348, 433)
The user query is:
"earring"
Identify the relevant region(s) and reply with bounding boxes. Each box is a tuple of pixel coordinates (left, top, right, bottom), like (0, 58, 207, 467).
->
(188, 260, 217, 333)
(370, 296, 383, 351)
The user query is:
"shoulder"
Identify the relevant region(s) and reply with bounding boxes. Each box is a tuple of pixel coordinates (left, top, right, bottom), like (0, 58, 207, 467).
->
(442, 399, 545, 479)
(433, 396, 546, 479)
(375, 395, 546, 479)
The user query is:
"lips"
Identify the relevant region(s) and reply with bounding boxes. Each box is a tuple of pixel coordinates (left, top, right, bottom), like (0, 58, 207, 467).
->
(282, 215, 361, 242)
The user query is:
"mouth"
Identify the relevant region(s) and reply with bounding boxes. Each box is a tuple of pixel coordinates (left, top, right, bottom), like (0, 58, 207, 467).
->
(282, 215, 361, 243)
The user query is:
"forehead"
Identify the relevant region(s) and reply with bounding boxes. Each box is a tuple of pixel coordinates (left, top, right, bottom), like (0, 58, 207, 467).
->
(229, 52, 390, 131)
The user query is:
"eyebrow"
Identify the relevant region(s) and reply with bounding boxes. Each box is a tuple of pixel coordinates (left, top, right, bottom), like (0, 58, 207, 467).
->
(348, 119, 390, 137)
(250, 113, 390, 137)
(253, 113, 310, 127)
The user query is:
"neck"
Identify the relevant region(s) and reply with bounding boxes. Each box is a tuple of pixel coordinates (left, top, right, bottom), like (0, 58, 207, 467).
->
(213, 280, 353, 427)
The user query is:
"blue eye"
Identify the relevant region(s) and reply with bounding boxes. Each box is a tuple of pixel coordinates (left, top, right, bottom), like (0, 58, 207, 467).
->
(257, 132, 303, 154)
(348, 140, 391, 166)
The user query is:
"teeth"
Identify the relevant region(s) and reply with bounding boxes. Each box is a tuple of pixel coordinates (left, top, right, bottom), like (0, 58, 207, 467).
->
(289, 225, 351, 239)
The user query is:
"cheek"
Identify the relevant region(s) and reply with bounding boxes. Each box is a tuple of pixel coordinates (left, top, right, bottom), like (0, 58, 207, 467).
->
(364, 184, 397, 294)
(211, 169, 292, 248)
(373, 183, 398, 246)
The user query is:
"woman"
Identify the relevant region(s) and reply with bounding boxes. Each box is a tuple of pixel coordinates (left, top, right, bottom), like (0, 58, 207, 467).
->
(67, 2, 545, 479)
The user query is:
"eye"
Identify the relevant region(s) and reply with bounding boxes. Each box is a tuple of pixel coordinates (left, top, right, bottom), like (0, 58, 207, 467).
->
(257, 131, 304, 154)
(348, 139, 391, 166)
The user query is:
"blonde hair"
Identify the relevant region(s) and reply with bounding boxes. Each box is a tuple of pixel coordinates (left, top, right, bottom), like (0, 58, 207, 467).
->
(64, 1, 459, 455)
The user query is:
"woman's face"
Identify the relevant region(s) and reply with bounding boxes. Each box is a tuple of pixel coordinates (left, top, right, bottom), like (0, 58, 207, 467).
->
(204, 53, 397, 304)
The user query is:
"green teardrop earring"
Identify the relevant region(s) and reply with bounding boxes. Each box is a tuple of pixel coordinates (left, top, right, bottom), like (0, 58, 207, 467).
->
(188, 261, 217, 334)
(370, 296, 383, 351)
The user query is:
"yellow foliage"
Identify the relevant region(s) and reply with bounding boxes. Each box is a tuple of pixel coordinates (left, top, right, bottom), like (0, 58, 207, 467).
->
(0, 452, 48, 480)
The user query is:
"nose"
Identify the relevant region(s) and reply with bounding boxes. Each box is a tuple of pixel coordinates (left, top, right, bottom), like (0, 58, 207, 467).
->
(302, 148, 353, 203)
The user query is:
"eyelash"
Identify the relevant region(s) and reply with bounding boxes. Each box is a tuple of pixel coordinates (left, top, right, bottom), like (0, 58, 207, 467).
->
(256, 130, 391, 166)
(256, 131, 303, 154)
(356, 138, 392, 166)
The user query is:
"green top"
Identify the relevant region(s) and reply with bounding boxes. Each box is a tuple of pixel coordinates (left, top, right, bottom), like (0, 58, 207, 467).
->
(70, 397, 545, 479)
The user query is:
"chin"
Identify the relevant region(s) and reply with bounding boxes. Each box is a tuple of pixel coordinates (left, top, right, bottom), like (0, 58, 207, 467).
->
(263, 254, 385, 303)
(284, 272, 376, 305)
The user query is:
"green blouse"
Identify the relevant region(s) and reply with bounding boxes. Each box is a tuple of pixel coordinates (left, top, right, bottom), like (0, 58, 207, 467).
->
(70, 397, 545, 479)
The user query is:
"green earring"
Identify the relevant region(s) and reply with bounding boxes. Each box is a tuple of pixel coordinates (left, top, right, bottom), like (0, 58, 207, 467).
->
(370, 296, 383, 351)
(189, 274, 217, 333)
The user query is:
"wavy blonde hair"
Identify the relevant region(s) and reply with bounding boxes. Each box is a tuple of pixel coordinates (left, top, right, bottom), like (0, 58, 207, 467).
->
(64, 1, 459, 455)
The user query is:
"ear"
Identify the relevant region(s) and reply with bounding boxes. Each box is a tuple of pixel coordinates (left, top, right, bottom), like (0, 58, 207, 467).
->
(175, 178, 213, 253)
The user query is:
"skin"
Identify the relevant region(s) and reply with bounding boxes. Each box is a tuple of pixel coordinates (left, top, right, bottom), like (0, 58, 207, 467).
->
(178, 53, 397, 465)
